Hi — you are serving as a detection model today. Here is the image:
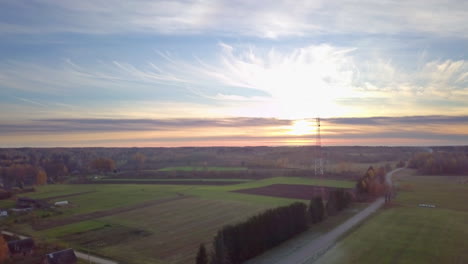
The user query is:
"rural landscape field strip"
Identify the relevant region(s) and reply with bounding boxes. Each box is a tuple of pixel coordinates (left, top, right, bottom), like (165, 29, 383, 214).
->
(158, 166, 248, 171)
(94, 197, 271, 264)
(234, 184, 351, 200)
(8, 177, 359, 264)
(33, 195, 191, 230)
(93, 179, 247, 185)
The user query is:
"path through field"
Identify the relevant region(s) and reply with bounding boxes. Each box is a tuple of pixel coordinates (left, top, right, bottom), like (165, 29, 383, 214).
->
(260, 168, 403, 264)
(75, 251, 118, 264)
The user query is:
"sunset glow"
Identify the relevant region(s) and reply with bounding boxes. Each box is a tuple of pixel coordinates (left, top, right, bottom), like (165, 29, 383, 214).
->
(0, 1, 467, 147)
(288, 120, 314, 136)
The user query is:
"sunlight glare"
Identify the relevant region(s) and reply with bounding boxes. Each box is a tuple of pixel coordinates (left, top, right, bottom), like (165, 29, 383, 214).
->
(288, 119, 314, 135)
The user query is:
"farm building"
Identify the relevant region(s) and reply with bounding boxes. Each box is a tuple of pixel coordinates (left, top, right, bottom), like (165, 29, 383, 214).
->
(44, 248, 78, 264)
(54, 200, 69, 206)
(7, 238, 35, 256)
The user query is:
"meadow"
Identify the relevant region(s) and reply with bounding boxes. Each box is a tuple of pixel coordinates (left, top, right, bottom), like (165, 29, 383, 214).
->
(314, 170, 468, 264)
(6, 177, 355, 264)
(158, 166, 248, 172)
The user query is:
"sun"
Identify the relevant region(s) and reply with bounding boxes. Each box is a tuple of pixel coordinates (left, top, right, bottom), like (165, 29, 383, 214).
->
(288, 120, 314, 135)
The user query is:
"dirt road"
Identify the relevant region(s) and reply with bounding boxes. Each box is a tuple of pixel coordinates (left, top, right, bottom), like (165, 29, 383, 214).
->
(262, 168, 403, 264)
(74, 251, 118, 264)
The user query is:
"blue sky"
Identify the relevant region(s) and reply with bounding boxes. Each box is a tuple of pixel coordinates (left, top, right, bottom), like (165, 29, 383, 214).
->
(0, 0, 467, 147)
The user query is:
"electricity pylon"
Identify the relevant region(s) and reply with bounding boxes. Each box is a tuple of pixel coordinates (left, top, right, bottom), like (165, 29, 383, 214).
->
(314, 117, 324, 176)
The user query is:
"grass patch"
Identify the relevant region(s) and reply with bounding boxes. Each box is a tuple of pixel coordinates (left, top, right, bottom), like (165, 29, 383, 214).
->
(314, 172, 468, 264)
(0, 199, 15, 208)
(39, 220, 109, 238)
(97, 178, 252, 182)
(158, 166, 248, 172)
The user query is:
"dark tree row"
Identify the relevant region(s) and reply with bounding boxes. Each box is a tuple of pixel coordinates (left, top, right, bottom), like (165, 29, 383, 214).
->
(210, 202, 308, 264)
(308, 196, 325, 224)
(197, 190, 354, 264)
(408, 152, 468, 175)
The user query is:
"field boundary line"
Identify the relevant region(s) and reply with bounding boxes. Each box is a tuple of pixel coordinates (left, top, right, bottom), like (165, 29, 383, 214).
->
(33, 195, 193, 230)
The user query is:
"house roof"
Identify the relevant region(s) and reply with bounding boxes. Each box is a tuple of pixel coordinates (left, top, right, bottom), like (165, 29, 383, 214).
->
(7, 238, 35, 254)
(46, 248, 77, 264)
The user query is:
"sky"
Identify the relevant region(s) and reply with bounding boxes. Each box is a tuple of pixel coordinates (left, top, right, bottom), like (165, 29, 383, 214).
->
(0, 0, 467, 147)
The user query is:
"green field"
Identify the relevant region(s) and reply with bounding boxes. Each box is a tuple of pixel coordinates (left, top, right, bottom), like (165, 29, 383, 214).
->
(96, 178, 253, 182)
(314, 171, 468, 264)
(158, 166, 248, 171)
(3, 176, 355, 264)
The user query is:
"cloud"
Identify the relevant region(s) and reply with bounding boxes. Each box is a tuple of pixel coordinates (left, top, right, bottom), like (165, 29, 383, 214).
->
(1, 42, 467, 119)
(0, 117, 291, 134)
(1, 0, 467, 38)
(2, 115, 468, 147)
(177, 43, 468, 117)
(326, 116, 468, 126)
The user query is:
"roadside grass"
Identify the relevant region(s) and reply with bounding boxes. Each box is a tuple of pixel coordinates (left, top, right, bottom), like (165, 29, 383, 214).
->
(314, 172, 468, 264)
(158, 166, 248, 171)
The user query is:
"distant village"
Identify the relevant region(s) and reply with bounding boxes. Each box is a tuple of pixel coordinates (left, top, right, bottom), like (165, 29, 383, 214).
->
(1, 196, 78, 263)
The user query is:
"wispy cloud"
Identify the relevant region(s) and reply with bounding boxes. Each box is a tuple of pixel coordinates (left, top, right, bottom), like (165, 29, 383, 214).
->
(0, 117, 291, 134)
(326, 116, 468, 126)
(1, 0, 466, 38)
(1, 42, 467, 119)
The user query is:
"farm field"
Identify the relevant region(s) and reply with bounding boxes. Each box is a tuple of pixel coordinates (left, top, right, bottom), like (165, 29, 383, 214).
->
(93, 178, 252, 185)
(234, 184, 351, 200)
(96, 178, 252, 182)
(314, 170, 468, 264)
(4, 176, 356, 264)
(158, 166, 248, 171)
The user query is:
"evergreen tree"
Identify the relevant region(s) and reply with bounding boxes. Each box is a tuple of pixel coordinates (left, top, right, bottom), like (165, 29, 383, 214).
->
(196, 243, 208, 264)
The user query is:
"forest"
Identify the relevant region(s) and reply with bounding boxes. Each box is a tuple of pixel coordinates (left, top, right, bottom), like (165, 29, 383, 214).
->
(0, 146, 416, 189)
(408, 151, 468, 175)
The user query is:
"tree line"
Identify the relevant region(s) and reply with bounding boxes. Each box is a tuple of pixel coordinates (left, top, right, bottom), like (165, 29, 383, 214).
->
(0, 156, 118, 191)
(408, 152, 468, 175)
(196, 189, 353, 264)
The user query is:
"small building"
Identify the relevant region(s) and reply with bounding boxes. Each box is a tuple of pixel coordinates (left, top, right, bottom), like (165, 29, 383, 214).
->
(7, 238, 35, 256)
(44, 248, 78, 264)
(0, 210, 8, 217)
(54, 201, 69, 206)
